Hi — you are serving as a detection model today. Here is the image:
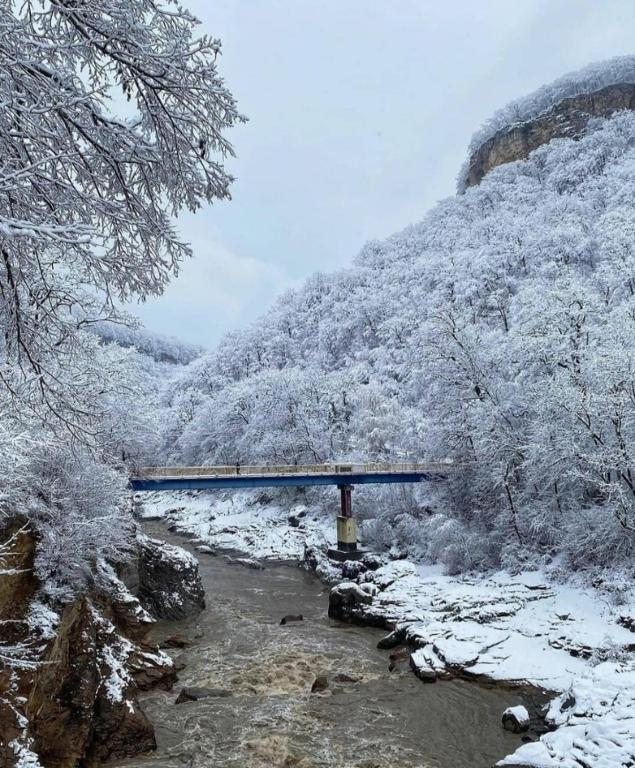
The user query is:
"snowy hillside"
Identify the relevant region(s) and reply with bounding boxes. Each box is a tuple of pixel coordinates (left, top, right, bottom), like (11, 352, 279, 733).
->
(94, 321, 203, 366)
(160, 60, 635, 577)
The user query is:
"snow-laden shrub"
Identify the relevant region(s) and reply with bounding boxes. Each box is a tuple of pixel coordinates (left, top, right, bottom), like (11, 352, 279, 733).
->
(24, 444, 132, 600)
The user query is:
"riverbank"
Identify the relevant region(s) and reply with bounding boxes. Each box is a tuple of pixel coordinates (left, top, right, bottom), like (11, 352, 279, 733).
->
(136, 490, 635, 768)
(0, 523, 205, 768)
(113, 520, 535, 768)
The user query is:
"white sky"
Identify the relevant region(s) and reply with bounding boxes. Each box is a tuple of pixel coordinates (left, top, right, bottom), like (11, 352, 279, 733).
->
(130, 0, 635, 347)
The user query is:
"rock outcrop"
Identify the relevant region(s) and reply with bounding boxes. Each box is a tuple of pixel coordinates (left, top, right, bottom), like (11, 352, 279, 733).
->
(464, 82, 635, 188)
(0, 523, 205, 768)
(22, 597, 173, 767)
(136, 533, 206, 620)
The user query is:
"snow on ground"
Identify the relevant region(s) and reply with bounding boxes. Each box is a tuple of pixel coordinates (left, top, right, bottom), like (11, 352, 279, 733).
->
(347, 560, 635, 767)
(134, 491, 635, 768)
(135, 489, 335, 560)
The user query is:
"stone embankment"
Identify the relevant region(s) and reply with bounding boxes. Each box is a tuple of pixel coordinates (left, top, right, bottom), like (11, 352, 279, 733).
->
(0, 522, 205, 768)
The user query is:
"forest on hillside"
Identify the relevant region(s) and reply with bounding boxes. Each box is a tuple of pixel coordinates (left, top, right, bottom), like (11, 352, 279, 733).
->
(157, 92, 635, 575)
(3, 39, 635, 615)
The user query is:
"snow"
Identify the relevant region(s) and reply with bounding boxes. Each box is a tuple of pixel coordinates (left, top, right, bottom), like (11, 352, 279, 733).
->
(9, 742, 43, 768)
(7, 682, 44, 768)
(89, 604, 134, 704)
(136, 489, 335, 561)
(25, 601, 59, 641)
(99, 640, 133, 704)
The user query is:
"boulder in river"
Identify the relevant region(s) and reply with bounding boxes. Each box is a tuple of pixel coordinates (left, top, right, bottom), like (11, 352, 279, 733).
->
(280, 614, 303, 625)
(334, 673, 360, 683)
(197, 544, 217, 555)
(137, 534, 205, 620)
(377, 627, 406, 650)
(175, 687, 232, 704)
(502, 705, 530, 733)
(328, 581, 373, 622)
(409, 649, 438, 683)
(311, 675, 329, 693)
(225, 555, 265, 570)
(161, 633, 191, 649)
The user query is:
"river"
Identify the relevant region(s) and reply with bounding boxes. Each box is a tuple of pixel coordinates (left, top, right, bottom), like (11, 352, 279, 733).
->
(111, 522, 535, 768)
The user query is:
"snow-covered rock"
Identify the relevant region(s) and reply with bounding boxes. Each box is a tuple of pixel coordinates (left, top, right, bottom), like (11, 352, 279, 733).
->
(136, 533, 205, 620)
(329, 559, 635, 767)
(502, 705, 530, 733)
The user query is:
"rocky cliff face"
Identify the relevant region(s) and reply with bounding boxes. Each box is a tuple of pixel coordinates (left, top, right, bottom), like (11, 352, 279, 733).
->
(0, 522, 204, 768)
(464, 83, 635, 188)
(135, 533, 206, 620)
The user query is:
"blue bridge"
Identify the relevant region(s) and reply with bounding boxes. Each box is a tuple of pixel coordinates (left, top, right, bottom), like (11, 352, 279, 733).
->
(130, 462, 451, 492)
(131, 463, 453, 557)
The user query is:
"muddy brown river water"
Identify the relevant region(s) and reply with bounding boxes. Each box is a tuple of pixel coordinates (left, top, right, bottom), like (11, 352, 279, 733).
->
(111, 523, 534, 768)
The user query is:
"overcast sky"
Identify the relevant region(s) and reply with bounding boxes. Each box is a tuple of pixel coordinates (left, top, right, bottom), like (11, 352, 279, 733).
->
(130, 0, 635, 347)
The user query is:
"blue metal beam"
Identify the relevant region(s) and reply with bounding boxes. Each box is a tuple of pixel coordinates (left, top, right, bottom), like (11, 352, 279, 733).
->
(130, 470, 447, 492)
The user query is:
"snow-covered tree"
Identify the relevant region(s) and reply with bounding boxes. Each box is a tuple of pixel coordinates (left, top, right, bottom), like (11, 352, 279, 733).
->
(0, 0, 242, 600)
(0, 0, 243, 436)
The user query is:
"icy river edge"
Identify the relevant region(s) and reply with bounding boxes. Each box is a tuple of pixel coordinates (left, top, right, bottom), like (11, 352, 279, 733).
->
(136, 490, 635, 768)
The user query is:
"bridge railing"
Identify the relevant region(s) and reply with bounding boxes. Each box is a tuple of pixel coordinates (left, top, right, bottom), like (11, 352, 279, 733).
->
(133, 462, 456, 479)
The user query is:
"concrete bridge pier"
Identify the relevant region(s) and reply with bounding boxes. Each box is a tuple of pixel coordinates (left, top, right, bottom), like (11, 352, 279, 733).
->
(337, 484, 356, 551)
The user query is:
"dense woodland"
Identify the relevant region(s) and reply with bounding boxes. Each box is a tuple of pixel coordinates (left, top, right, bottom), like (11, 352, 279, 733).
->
(2, 11, 635, 620)
(158, 98, 635, 575)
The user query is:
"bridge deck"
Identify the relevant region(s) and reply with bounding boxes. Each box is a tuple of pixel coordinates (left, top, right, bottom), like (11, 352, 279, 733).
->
(130, 463, 453, 492)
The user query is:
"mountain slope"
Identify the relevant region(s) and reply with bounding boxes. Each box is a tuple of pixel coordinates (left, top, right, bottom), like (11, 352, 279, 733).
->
(162, 57, 635, 575)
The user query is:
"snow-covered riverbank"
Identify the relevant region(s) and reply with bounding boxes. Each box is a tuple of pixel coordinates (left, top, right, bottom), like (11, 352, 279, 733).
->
(135, 490, 635, 768)
(330, 560, 635, 768)
(135, 488, 335, 560)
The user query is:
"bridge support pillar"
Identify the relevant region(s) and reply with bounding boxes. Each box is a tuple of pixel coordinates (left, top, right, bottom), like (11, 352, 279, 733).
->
(336, 484, 357, 552)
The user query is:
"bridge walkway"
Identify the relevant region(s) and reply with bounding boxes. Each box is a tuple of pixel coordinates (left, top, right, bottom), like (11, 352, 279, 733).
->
(130, 462, 453, 491)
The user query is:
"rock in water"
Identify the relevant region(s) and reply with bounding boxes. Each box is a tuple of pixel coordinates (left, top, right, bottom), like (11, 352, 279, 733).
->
(502, 705, 530, 733)
(280, 614, 303, 625)
(224, 555, 265, 570)
(175, 687, 232, 704)
(328, 581, 373, 622)
(334, 673, 360, 683)
(161, 634, 191, 649)
(409, 649, 438, 683)
(311, 675, 329, 693)
(377, 627, 406, 650)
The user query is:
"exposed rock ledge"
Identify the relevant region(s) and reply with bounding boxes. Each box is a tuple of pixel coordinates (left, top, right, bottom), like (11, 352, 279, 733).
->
(463, 82, 635, 189)
(0, 521, 205, 768)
